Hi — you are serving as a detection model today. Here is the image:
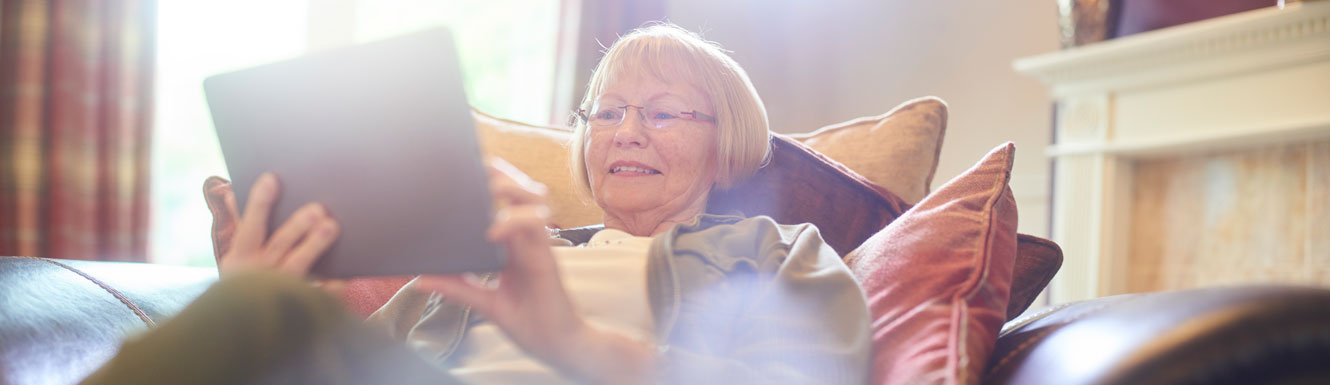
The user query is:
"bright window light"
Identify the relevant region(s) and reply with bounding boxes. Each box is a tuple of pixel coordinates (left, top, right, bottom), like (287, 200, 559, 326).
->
(151, 1, 307, 267)
(353, 0, 558, 125)
(150, 0, 557, 267)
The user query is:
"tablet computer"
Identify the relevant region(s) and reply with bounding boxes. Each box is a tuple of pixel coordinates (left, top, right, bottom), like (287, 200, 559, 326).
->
(204, 27, 505, 278)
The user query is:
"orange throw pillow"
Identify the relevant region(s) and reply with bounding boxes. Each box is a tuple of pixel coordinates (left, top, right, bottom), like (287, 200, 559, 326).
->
(848, 143, 1019, 385)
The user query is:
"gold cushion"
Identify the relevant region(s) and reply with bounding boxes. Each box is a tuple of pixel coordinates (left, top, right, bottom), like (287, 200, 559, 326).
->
(472, 109, 598, 228)
(790, 96, 947, 204)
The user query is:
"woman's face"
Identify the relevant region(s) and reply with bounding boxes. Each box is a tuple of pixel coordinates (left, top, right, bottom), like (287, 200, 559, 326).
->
(584, 71, 719, 220)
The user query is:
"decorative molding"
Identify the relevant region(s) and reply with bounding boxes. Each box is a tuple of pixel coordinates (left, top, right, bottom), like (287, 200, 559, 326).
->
(1014, 2, 1330, 96)
(1046, 118, 1330, 157)
(1057, 94, 1111, 143)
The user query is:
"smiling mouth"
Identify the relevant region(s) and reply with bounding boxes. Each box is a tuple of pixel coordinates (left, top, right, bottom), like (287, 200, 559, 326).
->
(610, 165, 661, 175)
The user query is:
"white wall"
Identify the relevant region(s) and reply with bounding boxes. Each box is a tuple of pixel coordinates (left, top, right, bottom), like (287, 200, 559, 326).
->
(667, 0, 1059, 237)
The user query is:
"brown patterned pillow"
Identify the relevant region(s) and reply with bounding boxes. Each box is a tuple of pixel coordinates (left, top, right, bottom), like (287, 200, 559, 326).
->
(708, 135, 910, 256)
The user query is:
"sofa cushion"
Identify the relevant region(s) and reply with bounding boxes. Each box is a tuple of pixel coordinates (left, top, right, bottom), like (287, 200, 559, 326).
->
(848, 142, 1018, 385)
(707, 134, 911, 256)
(472, 109, 600, 229)
(789, 96, 947, 204)
(1008, 234, 1061, 320)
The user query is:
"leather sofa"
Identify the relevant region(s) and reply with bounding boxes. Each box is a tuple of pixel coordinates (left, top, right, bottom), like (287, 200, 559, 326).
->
(2, 255, 1328, 385)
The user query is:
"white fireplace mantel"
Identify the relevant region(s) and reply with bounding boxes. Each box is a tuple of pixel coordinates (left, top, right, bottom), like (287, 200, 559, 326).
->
(1013, 2, 1330, 303)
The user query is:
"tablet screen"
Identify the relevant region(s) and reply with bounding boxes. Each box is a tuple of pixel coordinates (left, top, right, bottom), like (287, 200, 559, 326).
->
(205, 28, 504, 277)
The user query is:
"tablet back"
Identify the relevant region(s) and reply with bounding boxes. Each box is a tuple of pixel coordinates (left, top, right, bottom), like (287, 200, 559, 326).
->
(204, 28, 504, 277)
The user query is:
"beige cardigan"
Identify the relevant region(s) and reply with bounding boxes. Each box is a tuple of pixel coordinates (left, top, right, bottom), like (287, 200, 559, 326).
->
(368, 214, 870, 384)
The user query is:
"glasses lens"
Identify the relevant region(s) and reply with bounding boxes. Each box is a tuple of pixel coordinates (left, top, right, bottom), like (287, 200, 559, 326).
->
(644, 105, 681, 129)
(588, 106, 624, 127)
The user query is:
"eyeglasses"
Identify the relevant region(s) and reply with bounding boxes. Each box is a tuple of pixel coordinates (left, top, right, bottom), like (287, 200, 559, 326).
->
(573, 104, 717, 129)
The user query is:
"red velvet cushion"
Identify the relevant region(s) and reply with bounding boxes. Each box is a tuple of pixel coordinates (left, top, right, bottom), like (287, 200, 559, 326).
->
(849, 143, 1018, 384)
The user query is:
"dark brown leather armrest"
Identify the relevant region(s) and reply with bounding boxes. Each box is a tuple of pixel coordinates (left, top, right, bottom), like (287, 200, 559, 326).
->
(0, 256, 216, 384)
(983, 285, 1330, 385)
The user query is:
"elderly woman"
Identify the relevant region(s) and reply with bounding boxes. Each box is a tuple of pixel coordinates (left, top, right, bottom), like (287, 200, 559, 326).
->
(86, 24, 869, 385)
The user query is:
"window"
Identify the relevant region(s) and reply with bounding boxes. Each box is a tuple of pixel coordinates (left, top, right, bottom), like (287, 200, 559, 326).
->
(151, 0, 559, 267)
(354, 0, 558, 125)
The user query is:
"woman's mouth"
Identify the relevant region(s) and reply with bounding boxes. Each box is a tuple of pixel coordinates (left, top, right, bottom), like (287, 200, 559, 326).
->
(610, 165, 661, 175)
(609, 161, 662, 175)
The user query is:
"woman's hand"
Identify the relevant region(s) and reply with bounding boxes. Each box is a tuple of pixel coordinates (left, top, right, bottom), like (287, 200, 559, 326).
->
(217, 173, 341, 278)
(415, 158, 655, 384)
(415, 158, 580, 357)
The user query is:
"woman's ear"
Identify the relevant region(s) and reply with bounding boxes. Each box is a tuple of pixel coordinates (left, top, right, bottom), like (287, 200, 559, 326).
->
(710, 150, 727, 189)
(709, 170, 727, 190)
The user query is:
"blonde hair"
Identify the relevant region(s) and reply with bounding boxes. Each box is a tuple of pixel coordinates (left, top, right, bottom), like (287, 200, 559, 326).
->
(569, 22, 770, 199)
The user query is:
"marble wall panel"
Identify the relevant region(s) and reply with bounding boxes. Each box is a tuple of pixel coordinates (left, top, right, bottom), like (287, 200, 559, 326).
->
(1312, 270, 1330, 286)
(1308, 141, 1330, 280)
(1127, 140, 1321, 293)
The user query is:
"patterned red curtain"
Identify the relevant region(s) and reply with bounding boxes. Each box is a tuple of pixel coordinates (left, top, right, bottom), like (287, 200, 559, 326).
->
(0, 0, 155, 261)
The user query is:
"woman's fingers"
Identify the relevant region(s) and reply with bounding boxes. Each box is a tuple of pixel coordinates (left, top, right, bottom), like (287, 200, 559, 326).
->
(416, 275, 498, 316)
(223, 188, 240, 221)
(486, 157, 555, 268)
(490, 177, 546, 207)
(488, 205, 551, 243)
(217, 172, 340, 278)
(279, 218, 339, 274)
(231, 173, 280, 254)
(488, 157, 547, 206)
(263, 203, 325, 261)
(312, 279, 348, 297)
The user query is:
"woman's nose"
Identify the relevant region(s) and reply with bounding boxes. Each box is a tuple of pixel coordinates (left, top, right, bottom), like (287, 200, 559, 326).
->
(613, 111, 649, 147)
(622, 107, 653, 129)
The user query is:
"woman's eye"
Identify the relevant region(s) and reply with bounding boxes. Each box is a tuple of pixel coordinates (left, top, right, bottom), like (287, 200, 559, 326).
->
(652, 112, 679, 120)
(594, 110, 620, 120)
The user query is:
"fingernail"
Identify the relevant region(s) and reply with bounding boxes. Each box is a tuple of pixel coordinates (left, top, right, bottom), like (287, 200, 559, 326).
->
(257, 173, 276, 195)
(463, 273, 485, 286)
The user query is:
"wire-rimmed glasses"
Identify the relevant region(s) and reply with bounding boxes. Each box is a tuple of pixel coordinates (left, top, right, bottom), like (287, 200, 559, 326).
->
(573, 104, 716, 129)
